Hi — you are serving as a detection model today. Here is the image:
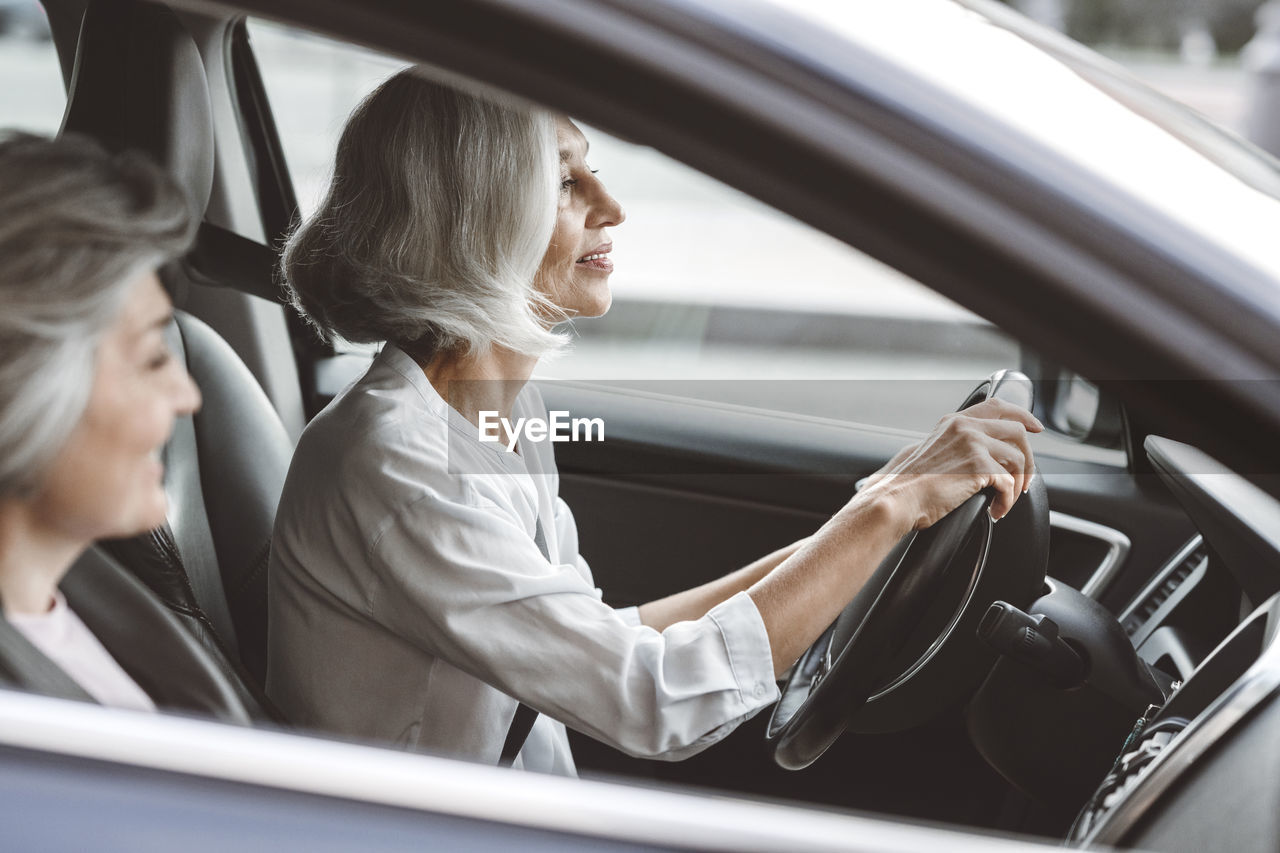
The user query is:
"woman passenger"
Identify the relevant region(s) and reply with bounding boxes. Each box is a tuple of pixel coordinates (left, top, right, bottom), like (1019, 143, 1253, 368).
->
(268, 71, 1042, 773)
(0, 132, 202, 709)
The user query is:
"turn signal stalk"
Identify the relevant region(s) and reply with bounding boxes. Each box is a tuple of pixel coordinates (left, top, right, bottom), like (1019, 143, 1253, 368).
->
(978, 600, 1086, 689)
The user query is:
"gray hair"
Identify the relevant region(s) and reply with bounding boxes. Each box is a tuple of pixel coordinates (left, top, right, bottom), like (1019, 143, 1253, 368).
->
(0, 132, 195, 498)
(282, 69, 566, 358)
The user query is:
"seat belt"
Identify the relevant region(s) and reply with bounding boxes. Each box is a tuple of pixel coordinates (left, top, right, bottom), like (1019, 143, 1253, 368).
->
(498, 516, 549, 768)
(499, 702, 539, 767)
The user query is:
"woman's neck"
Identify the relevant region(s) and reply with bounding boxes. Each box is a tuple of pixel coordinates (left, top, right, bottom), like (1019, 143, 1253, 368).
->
(0, 501, 82, 616)
(416, 343, 538, 427)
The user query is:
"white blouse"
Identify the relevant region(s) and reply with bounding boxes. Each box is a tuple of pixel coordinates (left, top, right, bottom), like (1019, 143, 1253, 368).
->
(267, 344, 778, 775)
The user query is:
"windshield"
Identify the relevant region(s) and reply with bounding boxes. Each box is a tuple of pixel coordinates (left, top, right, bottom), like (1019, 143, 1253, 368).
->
(956, 0, 1280, 201)
(761, 0, 1280, 287)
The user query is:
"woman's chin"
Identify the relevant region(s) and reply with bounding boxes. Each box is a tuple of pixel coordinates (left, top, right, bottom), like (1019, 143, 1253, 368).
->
(580, 289, 612, 319)
(117, 492, 170, 539)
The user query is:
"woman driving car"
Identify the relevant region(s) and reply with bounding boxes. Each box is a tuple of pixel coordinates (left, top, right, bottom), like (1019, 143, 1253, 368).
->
(267, 70, 1042, 774)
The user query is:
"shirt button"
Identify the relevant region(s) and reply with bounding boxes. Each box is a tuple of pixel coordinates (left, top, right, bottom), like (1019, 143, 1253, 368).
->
(753, 682, 768, 698)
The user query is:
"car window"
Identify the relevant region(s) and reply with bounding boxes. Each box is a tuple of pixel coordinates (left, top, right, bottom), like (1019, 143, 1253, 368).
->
(0, 2, 62, 134)
(247, 18, 1120, 460)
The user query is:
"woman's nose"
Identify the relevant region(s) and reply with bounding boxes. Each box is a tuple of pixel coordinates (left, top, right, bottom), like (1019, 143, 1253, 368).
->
(593, 189, 625, 228)
(174, 368, 202, 417)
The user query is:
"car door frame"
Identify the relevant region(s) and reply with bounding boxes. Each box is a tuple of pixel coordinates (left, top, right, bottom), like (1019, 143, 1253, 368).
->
(190, 0, 1280, 485)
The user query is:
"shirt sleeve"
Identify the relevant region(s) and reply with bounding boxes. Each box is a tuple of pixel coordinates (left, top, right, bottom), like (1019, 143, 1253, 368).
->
(366, 491, 779, 760)
(613, 606, 644, 627)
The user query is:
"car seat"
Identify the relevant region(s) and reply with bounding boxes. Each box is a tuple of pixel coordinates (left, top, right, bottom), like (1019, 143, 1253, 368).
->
(56, 0, 294, 715)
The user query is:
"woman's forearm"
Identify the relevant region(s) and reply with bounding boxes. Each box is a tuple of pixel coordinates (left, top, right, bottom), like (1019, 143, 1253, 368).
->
(641, 398, 1041, 676)
(637, 489, 909, 676)
(637, 538, 808, 632)
(748, 490, 911, 676)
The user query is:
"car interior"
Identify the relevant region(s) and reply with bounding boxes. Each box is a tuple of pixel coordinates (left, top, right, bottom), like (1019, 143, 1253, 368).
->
(4, 0, 1280, 848)
(53, 0, 289, 720)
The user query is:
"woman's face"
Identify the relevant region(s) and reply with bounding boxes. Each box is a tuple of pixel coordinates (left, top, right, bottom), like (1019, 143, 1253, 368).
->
(534, 116, 626, 319)
(28, 270, 201, 544)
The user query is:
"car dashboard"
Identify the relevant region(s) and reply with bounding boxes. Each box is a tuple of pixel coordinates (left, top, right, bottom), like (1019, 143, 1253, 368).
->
(1065, 436, 1280, 849)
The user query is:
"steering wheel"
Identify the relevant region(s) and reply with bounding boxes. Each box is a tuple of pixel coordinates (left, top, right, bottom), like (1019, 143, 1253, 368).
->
(766, 370, 1050, 770)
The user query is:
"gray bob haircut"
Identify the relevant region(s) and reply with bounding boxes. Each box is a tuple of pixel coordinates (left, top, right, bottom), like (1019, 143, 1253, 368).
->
(0, 132, 194, 499)
(283, 70, 566, 358)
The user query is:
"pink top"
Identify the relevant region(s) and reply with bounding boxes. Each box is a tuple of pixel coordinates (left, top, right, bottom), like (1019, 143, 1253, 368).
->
(8, 591, 155, 712)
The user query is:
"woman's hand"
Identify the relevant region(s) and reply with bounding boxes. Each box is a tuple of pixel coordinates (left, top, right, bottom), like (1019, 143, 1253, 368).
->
(750, 399, 1042, 673)
(858, 441, 920, 492)
(859, 398, 1043, 531)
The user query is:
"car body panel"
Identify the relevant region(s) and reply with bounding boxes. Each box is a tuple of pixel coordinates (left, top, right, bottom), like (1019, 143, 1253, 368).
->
(0, 690, 1060, 852)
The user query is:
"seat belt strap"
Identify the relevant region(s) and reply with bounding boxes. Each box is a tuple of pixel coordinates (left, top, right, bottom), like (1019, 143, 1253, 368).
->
(498, 516, 550, 767)
(499, 702, 539, 767)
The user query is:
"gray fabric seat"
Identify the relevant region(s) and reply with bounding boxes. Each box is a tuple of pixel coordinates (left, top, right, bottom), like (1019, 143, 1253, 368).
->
(50, 0, 294, 714)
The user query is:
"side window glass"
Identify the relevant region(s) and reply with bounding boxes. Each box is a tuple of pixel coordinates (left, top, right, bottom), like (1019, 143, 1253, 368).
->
(247, 21, 406, 217)
(248, 19, 1119, 462)
(0, 3, 63, 134)
(543, 128, 1017, 433)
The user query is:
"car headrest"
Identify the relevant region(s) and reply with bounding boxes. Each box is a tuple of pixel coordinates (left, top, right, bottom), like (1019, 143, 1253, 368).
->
(60, 0, 215, 216)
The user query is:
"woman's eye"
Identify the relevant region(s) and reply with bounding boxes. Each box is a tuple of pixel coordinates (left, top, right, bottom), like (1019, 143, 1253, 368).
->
(147, 349, 173, 371)
(560, 177, 577, 192)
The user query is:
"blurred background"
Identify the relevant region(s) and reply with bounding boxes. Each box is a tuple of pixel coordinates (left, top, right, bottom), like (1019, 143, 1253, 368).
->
(1005, 0, 1271, 132)
(1013, 0, 1261, 55)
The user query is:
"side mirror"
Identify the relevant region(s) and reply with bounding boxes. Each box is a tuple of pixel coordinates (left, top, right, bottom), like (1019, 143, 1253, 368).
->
(1020, 354, 1125, 449)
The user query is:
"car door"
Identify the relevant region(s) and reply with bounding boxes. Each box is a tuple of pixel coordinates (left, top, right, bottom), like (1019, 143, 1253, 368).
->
(0, 688, 1066, 853)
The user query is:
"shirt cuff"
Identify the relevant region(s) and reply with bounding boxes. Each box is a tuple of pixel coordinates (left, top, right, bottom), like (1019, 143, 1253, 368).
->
(613, 605, 643, 627)
(706, 590, 779, 710)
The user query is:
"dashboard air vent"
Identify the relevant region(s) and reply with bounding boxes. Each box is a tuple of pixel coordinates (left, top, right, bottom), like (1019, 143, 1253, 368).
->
(1122, 542, 1207, 637)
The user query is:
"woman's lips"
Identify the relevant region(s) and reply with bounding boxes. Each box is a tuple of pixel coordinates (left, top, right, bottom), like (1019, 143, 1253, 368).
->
(575, 245, 614, 273)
